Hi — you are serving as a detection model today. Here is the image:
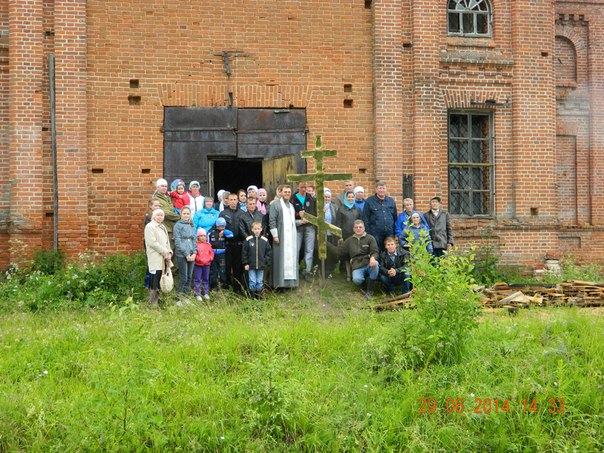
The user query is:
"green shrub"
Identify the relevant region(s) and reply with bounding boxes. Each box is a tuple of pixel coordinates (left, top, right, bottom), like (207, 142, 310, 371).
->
(0, 252, 147, 312)
(364, 234, 481, 376)
(32, 248, 65, 275)
(560, 257, 603, 282)
(236, 336, 306, 444)
(471, 244, 502, 285)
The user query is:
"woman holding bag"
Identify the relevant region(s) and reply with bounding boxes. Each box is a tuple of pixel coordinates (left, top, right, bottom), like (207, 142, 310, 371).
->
(144, 208, 173, 308)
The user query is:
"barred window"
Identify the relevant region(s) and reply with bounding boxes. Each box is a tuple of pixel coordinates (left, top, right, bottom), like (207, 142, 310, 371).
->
(448, 112, 493, 216)
(447, 0, 492, 37)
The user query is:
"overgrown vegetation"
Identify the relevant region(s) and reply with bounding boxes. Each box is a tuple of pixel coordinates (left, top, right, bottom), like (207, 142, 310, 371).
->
(0, 304, 601, 451)
(363, 236, 481, 375)
(0, 250, 147, 312)
(0, 248, 602, 450)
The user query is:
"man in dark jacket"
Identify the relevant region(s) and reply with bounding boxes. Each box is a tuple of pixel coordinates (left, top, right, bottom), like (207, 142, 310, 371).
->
(219, 192, 244, 292)
(378, 236, 411, 295)
(362, 181, 398, 252)
(239, 197, 266, 238)
(424, 196, 454, 258)
(327, 220, 380, 299)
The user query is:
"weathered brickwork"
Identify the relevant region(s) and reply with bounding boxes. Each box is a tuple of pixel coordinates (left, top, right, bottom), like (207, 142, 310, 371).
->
(1, 0, 604, 269)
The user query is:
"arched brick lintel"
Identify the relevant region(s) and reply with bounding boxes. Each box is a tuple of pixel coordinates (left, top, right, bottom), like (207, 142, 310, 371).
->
(442, 88, 509, 109)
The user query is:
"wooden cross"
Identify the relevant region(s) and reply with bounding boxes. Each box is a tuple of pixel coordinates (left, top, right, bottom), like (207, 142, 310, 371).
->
(287, 136, 352, 275)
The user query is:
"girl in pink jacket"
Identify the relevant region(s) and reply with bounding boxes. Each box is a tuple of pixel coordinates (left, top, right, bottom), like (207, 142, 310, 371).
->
(193, 228, 214, 301)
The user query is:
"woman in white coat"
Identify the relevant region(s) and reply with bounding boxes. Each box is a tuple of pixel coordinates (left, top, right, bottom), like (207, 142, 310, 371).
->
(144, 208, 173, 307)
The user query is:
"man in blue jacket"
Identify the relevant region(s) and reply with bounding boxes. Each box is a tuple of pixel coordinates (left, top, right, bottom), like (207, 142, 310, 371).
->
(362, 181, 398, 252)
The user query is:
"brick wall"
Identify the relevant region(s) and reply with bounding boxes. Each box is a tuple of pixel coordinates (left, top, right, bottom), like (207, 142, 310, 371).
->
(84, 0, 374, 255)
(2, 0, 604, 269)
(7, 0, 44, 265)
(0, 1, 8, 265)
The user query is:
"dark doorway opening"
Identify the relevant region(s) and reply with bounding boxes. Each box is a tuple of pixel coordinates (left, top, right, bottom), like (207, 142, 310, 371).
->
(212, 159, 263, 199)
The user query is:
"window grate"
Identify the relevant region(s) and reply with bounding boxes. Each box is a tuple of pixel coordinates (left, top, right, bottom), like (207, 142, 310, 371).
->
(448, 112, 493, 216)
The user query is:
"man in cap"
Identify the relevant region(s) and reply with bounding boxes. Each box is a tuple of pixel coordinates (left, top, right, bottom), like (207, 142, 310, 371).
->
(424, 196, 453, 257)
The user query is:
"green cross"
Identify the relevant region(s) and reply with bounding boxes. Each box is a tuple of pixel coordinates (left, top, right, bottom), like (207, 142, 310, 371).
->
(288, 136, 353, 266)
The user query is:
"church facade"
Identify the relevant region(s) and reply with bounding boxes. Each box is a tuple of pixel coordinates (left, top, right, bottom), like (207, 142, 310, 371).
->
(1, 0, 603, 269)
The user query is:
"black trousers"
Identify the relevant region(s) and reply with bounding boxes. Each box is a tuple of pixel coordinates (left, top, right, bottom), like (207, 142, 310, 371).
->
(225, 241, 244, 292)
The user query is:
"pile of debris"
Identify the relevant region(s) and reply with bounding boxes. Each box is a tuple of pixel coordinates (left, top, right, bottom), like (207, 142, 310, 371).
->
(373, 280, 604, 311)
(479, 280, 604, 308)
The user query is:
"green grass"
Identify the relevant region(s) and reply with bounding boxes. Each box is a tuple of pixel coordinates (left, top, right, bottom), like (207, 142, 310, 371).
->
(0, 288, 602, 452)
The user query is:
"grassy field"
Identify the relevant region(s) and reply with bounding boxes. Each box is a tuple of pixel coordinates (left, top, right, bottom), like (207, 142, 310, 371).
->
(0, 282, 602, 452)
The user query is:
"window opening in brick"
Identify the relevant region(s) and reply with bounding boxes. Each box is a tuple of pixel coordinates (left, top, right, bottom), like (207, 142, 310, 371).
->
(128, 95, 141, 105)
(344, 84, 353, 92)
(91, 168, 104, 174)
(448, 111, 493, 216)
(130, 79, 140, 88)
(141, 168, 151, 174)
(447, 0, 491, 37)
(343, 99, 353, 108)
(364, 1, 372, 9)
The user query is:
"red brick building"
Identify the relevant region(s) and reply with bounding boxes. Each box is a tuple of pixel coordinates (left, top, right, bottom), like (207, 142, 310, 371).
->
(1, 0, 603, 268)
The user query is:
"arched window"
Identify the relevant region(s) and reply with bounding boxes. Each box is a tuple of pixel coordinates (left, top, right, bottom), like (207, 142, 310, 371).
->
(447, 0, 492, 37)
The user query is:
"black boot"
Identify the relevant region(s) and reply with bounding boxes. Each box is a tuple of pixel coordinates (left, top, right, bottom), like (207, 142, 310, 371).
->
(364, 279, 376, 300)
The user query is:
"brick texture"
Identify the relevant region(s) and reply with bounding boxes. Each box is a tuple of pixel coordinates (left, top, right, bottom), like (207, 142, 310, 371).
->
(1, 0, 604, 269)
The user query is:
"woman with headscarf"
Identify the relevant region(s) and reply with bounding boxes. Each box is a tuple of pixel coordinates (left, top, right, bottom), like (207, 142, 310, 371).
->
(151, 178, 181, 250)
(215, 189, 228, 212)
(247, 185, 258, 200)
(144, 208, 173, 307)
(335, 190, 362, 281)
(256, 188, 268, 215)
(188, 180, 204, 214)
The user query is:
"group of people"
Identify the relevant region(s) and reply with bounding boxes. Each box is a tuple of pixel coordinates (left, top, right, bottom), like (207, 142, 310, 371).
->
(143, 177, 453, 306)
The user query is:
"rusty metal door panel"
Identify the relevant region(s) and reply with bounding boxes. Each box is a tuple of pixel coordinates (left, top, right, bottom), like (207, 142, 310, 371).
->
(163, 141, 209, 192)
(164, 107, 237, 156)
(164, 107, 237, 193)
(237, 109, 306, 162)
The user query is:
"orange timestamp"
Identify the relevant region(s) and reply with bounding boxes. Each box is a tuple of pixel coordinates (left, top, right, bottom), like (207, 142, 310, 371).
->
(419, 397, 566, 415)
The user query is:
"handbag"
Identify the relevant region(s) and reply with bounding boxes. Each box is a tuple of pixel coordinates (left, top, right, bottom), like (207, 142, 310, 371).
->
(160, 260, 174, 293)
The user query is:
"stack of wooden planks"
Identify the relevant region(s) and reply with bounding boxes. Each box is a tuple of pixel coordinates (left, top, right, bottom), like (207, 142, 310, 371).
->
(479, 280, 604, 308)
(373, 280, 604, 310)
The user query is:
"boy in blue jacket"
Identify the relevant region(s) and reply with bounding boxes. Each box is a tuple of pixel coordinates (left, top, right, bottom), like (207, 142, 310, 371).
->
(208, 217, 233, 289)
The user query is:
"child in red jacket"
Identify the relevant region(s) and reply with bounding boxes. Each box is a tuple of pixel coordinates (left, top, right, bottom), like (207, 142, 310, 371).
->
(170, 179, 191, 214)
(193, 228, 214, 301)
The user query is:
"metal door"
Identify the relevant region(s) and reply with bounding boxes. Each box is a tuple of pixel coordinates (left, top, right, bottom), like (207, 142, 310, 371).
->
(164, 107, 306, 195)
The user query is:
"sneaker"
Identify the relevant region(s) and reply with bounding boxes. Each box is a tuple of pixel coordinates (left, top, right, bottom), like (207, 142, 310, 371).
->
(196, 295, 203, 302)
(203, 294, 210, 300)
(304, 273, 312, 282)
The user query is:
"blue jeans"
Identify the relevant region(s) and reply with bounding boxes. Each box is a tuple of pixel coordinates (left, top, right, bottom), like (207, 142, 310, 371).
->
(297, 225, 316, 274)
(380, 272, 406, 293)
(176, 255, 195, 293)
(352, 263, 379, 286)
(247, 269, 264, 291)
